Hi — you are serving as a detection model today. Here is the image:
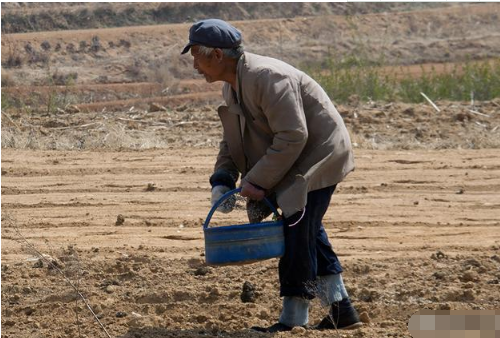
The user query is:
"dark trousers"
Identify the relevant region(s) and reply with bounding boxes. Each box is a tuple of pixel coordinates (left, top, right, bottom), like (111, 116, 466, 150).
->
(279, 185, 343, 299)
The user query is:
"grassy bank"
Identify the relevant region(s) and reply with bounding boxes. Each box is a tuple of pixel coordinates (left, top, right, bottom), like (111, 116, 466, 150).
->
(307, 57, 500, 104)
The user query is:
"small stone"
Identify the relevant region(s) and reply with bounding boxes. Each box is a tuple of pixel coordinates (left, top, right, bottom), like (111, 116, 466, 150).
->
(380, 321, 392, 328)
(358, 288, 379, 302)
(24, 307, 35, 316)
(33, 259, 44, 268)
(461, 271, 478, 282)
(431, 251, 447, 260)
(93, 304, 103, 314)
(194, 266, 210, 276)
(240, 281, 256, 303)
(433, 271, 446, 280)
(456, 188, 464, 194)
(127, 316, 147, 328)
(149, 103, 167, 112)
(209, 287, 221, 297)
(464, 258, 481, 268)
(258, 308, 270, 319)
(463, 282, 475, 289)
(445, 289, 476, 302)
(462, 290, 475, 301)
(359, 311, 371, 323)
(155, 305, 167, 315)
(115, 214, 125, 226)
(439, 303, 451, 310)
(291, 326, 306, 334)
(116, 311, 127, 318)
(105, 285, 117, 294)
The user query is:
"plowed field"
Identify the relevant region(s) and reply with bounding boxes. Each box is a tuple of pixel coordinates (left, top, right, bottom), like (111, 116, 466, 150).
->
(2, 147, 500, 338)
(2, 3, 500, 338)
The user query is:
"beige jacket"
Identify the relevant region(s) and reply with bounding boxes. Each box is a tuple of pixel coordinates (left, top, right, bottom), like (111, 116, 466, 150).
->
(215, 52, 354, 217)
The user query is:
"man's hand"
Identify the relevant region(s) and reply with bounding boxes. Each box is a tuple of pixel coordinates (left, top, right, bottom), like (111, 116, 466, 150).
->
(240, 179, 265, 201)
(211, 185, 235, 213)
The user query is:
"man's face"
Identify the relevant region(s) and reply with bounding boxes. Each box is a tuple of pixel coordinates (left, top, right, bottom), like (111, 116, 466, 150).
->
(190, 45, 223, 83)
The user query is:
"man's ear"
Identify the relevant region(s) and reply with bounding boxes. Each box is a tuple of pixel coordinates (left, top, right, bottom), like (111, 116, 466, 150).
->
(214, 48, 224, 62)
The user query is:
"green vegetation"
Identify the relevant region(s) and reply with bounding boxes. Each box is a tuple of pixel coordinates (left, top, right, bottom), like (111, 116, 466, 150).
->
(306, 56, 500, 104)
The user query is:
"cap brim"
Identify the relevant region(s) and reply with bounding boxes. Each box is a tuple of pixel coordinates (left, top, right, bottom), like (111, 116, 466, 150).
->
(181, 43, 193, 55)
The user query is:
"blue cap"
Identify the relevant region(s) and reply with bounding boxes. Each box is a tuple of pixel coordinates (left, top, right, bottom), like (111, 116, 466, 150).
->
(181, 19, 242, 55)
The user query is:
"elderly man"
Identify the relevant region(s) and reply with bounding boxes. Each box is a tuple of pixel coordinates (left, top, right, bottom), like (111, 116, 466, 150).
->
(181, 19, 362, 332)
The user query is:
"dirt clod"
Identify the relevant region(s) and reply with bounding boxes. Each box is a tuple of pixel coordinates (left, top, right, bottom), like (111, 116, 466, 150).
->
(359, 311, 371, 323)
(194, 266, 210, 276)
(24, 307, 35, 316)
(105, 285, 118, 294)
(116, 214, 125, 226)
(33, 259, 44, 268)
(433, 271, 447, 280)
(358, 288, 379, 302)
(149, 103, 167, 112)
(240, 281, 256, 303)
(291, 326, 307, 334)
(461, 271, 479, 282)
(431, 251, 447, 260)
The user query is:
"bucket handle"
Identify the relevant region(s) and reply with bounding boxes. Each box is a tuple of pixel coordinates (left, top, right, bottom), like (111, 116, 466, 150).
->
(203, 187, 280, 229)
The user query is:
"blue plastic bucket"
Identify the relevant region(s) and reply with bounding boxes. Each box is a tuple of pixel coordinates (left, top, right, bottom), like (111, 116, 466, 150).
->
(203, 188, 284, 265)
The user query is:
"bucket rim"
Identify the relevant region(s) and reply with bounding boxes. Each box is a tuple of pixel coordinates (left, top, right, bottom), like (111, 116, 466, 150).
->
(203, 188, 281, 230)
(204, 220, 283, 233)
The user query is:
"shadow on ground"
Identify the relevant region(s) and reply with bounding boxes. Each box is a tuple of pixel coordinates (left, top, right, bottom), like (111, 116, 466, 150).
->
(119, 327, 269, 338)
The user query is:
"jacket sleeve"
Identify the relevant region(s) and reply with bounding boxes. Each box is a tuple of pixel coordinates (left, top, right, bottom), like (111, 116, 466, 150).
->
(211, 84, 241, 188)
(244, 70, 308, 190)
(212, 136, 240, 189)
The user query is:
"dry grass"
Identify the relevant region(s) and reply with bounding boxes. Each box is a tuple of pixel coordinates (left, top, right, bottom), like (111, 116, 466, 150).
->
(1, 69, 17, 87)
(2, 84, 499, 152)
(349, 129, 500, 151)
(0, 122, 172, 150)
(3, 118, 499, 152)
(125, 46, 181, 92)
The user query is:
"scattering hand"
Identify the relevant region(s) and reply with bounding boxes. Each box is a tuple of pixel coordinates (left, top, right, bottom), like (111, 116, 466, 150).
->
(211, 185, 235, 213)
(240, 179, 265, 201)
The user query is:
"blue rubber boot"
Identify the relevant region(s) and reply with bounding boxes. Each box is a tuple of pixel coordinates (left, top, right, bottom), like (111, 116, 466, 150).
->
(251, 296, 309, 332)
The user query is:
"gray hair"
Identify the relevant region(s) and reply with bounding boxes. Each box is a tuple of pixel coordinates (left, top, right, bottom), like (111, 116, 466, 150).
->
(197, 45, 244, 59)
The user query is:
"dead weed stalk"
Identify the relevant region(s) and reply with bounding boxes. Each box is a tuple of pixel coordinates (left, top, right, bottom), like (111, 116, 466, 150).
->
(3, 214, 113, 338)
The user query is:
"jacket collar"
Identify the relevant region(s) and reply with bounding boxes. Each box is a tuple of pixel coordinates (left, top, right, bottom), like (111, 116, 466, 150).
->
(226, 53, 246, 116)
